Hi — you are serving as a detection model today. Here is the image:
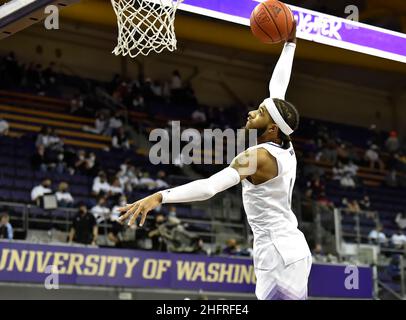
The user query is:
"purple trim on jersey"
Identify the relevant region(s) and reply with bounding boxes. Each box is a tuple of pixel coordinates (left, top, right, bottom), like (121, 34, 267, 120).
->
(266, 141, 285, 149)
(265, 284, 308, 300)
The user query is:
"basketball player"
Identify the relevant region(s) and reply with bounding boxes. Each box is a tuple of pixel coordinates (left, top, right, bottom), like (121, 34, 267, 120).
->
(118, 22, 312, 300)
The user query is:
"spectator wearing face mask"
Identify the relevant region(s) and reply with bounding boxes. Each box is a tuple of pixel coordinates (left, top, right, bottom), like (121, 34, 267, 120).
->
(0, 117, 9, 136)
(368, 225, 387, 245)
(55, 182, 74, 207)
(69, 204, 98, 245)
(365, 145, 384, 171)
(31, 179, 52, 204)
(92, 172, 111, 197)
(90, 197, 111, 224)
(147, 214, 167, 251)
(85, 152, 98, 176)
(109, 195, 128, 246)
(155, 170, 169, 190)
(391, 229, 406, 250)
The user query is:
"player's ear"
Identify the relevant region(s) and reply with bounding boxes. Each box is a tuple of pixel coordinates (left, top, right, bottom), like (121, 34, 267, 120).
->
(268, 123, 278, 134)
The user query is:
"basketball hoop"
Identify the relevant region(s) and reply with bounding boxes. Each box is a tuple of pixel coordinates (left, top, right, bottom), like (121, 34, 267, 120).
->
(111, 0, 183, 58)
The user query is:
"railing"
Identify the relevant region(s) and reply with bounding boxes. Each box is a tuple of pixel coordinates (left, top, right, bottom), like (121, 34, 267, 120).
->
(0, 201, 246, 248)
(333, 207, 406, 300)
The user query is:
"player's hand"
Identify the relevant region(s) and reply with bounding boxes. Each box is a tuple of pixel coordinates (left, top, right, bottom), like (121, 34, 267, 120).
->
(287, 19, 297, 44)
(118, 192, 163, 227)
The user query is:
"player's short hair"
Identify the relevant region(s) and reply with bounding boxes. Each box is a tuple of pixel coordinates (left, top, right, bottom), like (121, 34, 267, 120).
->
(273, 98, 300, 149)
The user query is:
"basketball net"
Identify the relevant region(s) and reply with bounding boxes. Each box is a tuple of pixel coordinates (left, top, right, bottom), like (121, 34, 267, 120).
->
(111, 0, 183, 58)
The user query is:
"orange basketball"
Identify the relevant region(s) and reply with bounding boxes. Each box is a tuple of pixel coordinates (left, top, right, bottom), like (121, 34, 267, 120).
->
(250, 0, 294, 44)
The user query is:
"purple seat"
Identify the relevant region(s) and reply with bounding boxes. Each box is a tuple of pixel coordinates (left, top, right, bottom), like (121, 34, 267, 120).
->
(15, 169, 34, 179)
(14, 179, 34, 190)
(0, 189, 11, 200)
(71, 175, 89, 185)
(52, 209, 72, 218)
(0, 166, 16, 177)
(34, 171, 52, 180)
(11, 190, 30, 203)
(0, 178, 14, 188)
(71, 185, 89, 196)
(28, 206, 46, 217)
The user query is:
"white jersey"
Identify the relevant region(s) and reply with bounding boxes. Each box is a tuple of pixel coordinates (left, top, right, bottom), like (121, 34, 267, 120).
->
(242, 142, 311, 267)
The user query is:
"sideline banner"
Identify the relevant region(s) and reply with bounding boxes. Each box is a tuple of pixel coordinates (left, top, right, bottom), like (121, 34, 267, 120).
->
(0, 241, 373, 298)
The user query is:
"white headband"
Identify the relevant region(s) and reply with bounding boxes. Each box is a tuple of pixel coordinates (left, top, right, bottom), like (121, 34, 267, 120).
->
(263, 98, 294, 136)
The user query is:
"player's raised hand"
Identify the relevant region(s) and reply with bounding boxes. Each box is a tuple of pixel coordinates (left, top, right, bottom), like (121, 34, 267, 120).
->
(118, 192, 162, 227)
(287, 19, 297, 44)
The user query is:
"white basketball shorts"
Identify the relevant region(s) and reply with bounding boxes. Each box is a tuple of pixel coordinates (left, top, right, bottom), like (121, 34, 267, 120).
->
(254, 243, 312, 300)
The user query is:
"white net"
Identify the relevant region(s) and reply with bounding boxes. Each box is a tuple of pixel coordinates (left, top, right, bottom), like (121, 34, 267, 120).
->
(111, 0, 183, 58)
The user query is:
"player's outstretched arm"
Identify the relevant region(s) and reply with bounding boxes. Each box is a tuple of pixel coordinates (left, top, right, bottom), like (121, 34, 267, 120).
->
(118, 167, 241, 227)
(118, 149, 264, 227)
(268, 20, 297, 100)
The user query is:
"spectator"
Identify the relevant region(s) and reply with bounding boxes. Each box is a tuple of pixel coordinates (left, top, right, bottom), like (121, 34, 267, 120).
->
(69, 94, 85, 115)
(305, 175, 325, 200)
(317, 140, 337, 165)
(48, 128, 64, 152)
(365, 144, 384, 170)
(222, 238, 241, 256)
(343, 160, 359, 176)
(131, 93, 145, 111)
(155, 170, 169, 190)
(73, 149, 87, 174)
(73, 150, 98, 176)
(194, 238, 209, 255)
(359, 195, 376, 219)
(367, 124, 383, 148)
(191, 107, 207, 125)
(332, 161, 345, 181)
(69, 204, 98, 245)
(0, 116, 9, 136)
(312, 243, 326, 262)
(159, 217, 199, 253)
(31, 144, 53, 172)
(90, 197, 111, 224)
(147, 214, 167, 251)
(151, 80, 163, 98)
(112, 127, 130, 150)
(110, 177, 124, 201)
(92, 171, 111, 196)
(385, 131, 399, 153)
(35, 126, 52, 148)
(108, 195, 127, 246)
(31, 179, 52, 204)
(83, 112, 107, 135)
(385, 170, 398, 188)
(368, 225, 387, 245)
(395, 212, 406, 230)
(336, 143, 349, 163)
(117, 163, 136, 192)
(106, 112, 124, 136)
(341, 198, 361, 215)
(111, 195, 127, 222)
(386, 255, 401, 282)
(139, 172, 156, 190)
(170, 70, 182, 90)
(55, 182, 74, 207)
(83, 151, 98, 176)
(167, 205, 177, 218)
(0, 213, 13, 240)
(391, 229, 406, 249)
(340, 171, 356, 189)
(316, 192, 335, 232)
